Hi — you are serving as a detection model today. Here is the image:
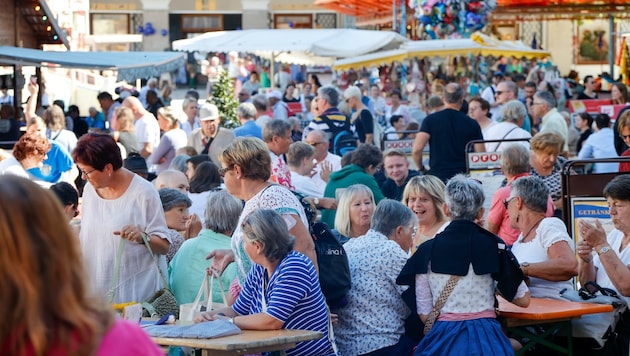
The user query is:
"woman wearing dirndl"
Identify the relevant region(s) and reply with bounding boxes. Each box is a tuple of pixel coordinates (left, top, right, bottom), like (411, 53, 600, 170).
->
(397, 175, 530, 355)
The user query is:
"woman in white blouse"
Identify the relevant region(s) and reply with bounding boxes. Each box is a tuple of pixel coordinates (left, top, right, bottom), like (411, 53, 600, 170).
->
(507, 176, 577, 299)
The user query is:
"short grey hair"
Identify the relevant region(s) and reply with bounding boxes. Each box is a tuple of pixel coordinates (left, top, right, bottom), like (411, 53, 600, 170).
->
(318, 85, 341, 107)
(158, 188, 192, 212)
(241, 209, 294, 262)
(182, 97, 197, 110)
(501, 100, 527, 123)
(237, 102, 256, 119)
(262, 119, 291, 142)
(287, 141, 315, 167)
(204, 190, 243, 234)
(502, 80, 518, 96)
(501, 144, 530, 176)
(510, 176, 549, 214)
(444, 174, 484, 221)
(169, 154, 190, 174)
(534, 90, 556, 109)
(443, 83, 464, 104)
(307, 129, 330, 142)
(252, 94, 268, 112)
(344, 86, 362, 101)
(371, 199, 417, 239)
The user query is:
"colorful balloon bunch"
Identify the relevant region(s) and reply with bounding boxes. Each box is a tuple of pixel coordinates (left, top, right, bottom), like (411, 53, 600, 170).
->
(410, 0, 497, 39)
(138, 22, 169, 37)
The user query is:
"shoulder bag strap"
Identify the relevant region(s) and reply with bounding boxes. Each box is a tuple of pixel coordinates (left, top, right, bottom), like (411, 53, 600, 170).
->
(107, 238, 126, 303)
(142, 233, 170, 290)
(423, 275, 460, 334)
(493, 126, 519, 152)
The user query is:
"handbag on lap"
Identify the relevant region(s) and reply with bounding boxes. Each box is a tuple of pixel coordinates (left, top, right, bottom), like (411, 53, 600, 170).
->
(560, 281, 628, 348)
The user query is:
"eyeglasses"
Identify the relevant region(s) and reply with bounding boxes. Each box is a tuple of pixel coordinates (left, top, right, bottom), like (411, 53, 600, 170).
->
(620, 134, 630, 140)
(306, 141, 326, 147)
(503, 196, 517, 209)
(494, 91, 505, 95)
(218, 166, 234, 178)
(79, 167, 97, 177)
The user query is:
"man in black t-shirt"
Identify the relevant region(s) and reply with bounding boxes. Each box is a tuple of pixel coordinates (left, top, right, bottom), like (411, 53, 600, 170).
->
(412, 83, 485, 183)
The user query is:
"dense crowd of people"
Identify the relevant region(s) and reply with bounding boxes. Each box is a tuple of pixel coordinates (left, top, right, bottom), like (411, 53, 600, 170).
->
(2, 53, 630, 356)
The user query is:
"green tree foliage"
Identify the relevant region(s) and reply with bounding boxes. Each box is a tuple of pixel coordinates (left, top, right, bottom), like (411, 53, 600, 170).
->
(209, 70, 239, 129)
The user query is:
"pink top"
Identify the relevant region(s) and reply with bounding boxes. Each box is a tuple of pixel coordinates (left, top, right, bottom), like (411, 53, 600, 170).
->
(487, 173, 555, 245)
(97, 319, 163, 356)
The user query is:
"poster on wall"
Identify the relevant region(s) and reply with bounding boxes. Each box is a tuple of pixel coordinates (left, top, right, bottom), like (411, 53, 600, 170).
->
(571, 197, 613, 243)
(577, 20, 611, 65)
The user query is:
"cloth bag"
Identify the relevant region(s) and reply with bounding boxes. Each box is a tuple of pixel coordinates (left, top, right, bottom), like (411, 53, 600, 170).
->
(179, 270, 228, 322)
(107, 236, 179, 319)
(560, 281, 628, 348)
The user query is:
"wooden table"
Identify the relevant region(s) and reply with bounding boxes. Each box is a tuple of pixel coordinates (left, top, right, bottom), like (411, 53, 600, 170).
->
(497, 296, 613, 355)
(152, 329, 323, 356)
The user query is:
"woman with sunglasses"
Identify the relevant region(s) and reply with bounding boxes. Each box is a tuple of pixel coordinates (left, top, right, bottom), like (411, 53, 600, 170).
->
(506, 176, 577, 299)
(208, 137, 316, 297)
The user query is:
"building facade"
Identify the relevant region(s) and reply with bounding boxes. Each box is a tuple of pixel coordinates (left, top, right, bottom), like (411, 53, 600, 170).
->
(87, 0, 339, 52)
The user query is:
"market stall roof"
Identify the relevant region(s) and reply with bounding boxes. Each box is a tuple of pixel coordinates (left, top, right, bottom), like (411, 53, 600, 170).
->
(333, 33, 551, 70)
(493, 0, 630, 21)
(0, 46, 186, 82)
(171, 29, 409, 66)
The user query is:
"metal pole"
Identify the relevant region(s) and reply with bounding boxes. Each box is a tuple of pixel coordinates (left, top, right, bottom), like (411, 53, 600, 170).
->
(392, 0, 397, 32)
(609, 13, 615, 78)
(400, 0, 406, 37)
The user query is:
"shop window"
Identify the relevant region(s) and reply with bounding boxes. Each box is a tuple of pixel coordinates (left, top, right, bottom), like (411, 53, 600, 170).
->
(182, 15, 223, 38)
(274, 14, 312, 29)
(90, 14, 130, 34)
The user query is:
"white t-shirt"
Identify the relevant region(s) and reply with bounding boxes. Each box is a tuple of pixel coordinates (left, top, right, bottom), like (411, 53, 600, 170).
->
(311, 152, 342, 195)
(290, 171, 323, 197)
(484, 122, 532, 152)
(593, 229, 630, 306)
(134, 112, 161, 151)
(511, 217, 575, 299)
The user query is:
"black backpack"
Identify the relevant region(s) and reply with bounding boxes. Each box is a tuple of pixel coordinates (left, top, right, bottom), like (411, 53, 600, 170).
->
(320, 115, 357, 156)
(289, 190, 351, 308)
(311, 221, 351, 308)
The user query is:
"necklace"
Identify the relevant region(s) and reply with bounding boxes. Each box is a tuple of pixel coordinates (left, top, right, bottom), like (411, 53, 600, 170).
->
(522, 217, 544, 241)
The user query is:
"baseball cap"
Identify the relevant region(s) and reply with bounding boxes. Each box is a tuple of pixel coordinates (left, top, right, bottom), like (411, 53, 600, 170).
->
(199, 103, 220, 121)
(266, 90, 282, 100)
(493, 71, 504, 78)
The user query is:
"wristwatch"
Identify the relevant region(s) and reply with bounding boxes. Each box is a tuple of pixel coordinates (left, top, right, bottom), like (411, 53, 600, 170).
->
(520, 262, 530, 276)
(598, 246, 612, 255)
(313, 198, 320, 206)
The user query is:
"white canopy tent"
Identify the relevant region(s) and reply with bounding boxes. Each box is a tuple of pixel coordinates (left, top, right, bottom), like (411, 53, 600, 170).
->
(0, 46, 186, 82)
(171, 29, 409, 66)
(334, 32, 551, 70)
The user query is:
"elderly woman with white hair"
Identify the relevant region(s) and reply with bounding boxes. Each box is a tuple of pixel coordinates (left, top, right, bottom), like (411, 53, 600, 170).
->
(344, 85, 374, 145)
(484, 100, 532, 152)
(397, 175, 530, 355)
(168, 190, 242, 305)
